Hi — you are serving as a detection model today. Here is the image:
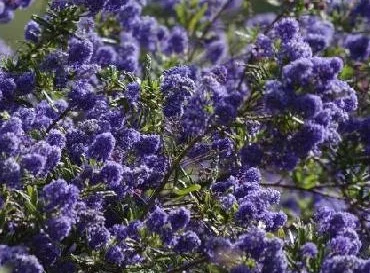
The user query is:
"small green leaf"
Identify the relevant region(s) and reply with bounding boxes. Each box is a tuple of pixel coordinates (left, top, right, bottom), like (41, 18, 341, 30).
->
(301, 174, 317, 190)
(14, 190, 38, 215)
(27, 185, 38, 207)
(277, 228, 286, 239)
(188, 4, 208, 34)
(175, 2, 187, 26)
(266, 0, 281, 6)
(340, 65, 354, 80)
(174, 184, 201, 196)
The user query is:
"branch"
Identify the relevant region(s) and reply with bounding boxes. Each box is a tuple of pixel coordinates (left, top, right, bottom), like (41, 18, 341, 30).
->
(45, 105, 72, 133)
(235, 2, 296, 91)
(140, 129, 211, 219)
(260, 182, 345, 200)
(263, 1, 296, 35)
(188, 0, 232, 62)
(166, 257, 207, 273)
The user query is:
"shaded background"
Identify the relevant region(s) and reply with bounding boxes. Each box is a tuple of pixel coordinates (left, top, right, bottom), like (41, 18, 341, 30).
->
(0, 0, 276, 46)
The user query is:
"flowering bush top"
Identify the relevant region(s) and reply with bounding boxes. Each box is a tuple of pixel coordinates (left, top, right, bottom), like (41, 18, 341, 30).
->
(0, 0, 369, 273)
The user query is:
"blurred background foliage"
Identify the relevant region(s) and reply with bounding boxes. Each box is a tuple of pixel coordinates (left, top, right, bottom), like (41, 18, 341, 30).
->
(0, 0, 47, 47)
(0, 0, 276, 46)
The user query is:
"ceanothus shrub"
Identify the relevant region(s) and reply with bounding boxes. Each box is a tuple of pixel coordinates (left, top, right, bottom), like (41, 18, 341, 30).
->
(0, 1, 369, 273)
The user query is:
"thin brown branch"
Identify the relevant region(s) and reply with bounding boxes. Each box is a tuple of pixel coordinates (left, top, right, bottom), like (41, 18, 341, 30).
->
(260, 182, 345, 200)
(140, 128, 212, 219)
(188, 0, 232, 62)
(45, 105, 72, 133)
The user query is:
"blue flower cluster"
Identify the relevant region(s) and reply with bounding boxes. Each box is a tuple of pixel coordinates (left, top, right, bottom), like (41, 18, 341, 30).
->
(244, 17, 358, 171)
(0, 245, 43, 273)
(315, 207, 369, 273)
(0, 0, 369, 272)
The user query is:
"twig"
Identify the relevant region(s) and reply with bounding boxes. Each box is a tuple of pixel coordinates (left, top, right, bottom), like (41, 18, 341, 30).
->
(166, 257, 207, 273)
(235, 2, 296, 91)
(140, 129, 211, 219)
(45, 105, 72, 133)
(188, 0, 232, 62)
(263, 1, 296, 35)
(260, 182, 345, 200)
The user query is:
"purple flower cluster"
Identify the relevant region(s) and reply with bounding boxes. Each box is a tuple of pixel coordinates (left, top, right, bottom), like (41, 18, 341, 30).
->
(313, 207, 370, 273)
(212, 169, 286, 231)
(0, 114, 63, 188)
(244, 18, 358, 170)
(0, 245, 43, 273)
(0, 0, 369, 272)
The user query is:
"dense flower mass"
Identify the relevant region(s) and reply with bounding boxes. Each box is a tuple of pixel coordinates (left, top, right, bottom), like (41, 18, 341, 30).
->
(0, 0, 370, 272)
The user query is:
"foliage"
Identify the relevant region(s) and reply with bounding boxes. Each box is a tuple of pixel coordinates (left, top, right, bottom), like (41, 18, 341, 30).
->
(0, 0, 369, 272)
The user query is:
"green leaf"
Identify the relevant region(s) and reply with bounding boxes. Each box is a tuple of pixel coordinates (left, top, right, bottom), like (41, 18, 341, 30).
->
(266, 0, 281, 6)
(293, 160, 321, 190)
(0, 209, 6, 231)
(188, 3, 208, 34)
(175, 2, 187, 26)
(300, 174, 317, 190)
(206, 264, 224, 273)
(277, 228, 286, 239)
(0, 112, 10, 121)
(174, 184, 201, 196)
(32, 15, 52, 28)
(14, 190, 38, 215)
(340, 65, 354, 80)
(27, 185, 38, 208)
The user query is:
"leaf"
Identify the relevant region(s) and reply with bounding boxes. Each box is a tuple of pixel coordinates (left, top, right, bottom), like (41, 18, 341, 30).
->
(0, 209, 6, 231)
(27, 185, 38, 208)
(340, 65, 354, 80)
(32, 15, 52, 28)
(291, 116, 304, 125)
(175, 1, 187, 26)
(14, 190, 38, 215)
(42, 89, 55, 107)
(288, 230, 295, 245)
(235, 30, 252, 40)
(300, 174, 317, 190)
(266, 0, 281, 6)
(188, 3, 208, 34)
(277, 228, 286, 239)
(206, 264, 224, 273)
(174, 184, 201, 196)
(0, 112, 10, 121)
